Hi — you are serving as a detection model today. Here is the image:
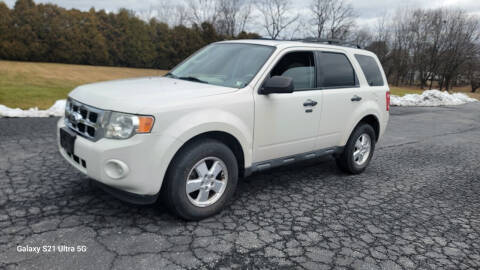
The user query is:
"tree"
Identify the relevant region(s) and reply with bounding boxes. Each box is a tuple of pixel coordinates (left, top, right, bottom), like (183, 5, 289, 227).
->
(146, 0, 188, 27)
(327, 0, 355, 39)
(186, 0, 220, 26)
(466, 54, 480, 92)
(216, 0, 252, 37)
(350, 27, 372, 48)
(0, 2, 13, 60)
(310, 0, 330, 39)
(465, 44, 480, 92)
(310, 0, 356, 40)
(256, 0, 298, 39)
(437, 10, 479, 90)
(236, 31, 261, 39)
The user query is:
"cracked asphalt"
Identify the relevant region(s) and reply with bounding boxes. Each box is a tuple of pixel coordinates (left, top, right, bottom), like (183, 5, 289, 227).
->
(1, 103, 480, 270)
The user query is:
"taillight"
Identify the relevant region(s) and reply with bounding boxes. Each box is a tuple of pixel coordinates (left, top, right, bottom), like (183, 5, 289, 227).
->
(386, 91, 390, 111)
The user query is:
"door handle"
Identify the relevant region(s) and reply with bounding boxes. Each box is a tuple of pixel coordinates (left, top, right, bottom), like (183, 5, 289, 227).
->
(351, 95, 362, 102)
(303, 99, 318, 107)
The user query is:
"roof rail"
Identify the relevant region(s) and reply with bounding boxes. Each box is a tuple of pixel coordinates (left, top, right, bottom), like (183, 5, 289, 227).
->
(252, 37, 291, 41)
(251, 37, 363, 49)
(299, 38, 363, 49)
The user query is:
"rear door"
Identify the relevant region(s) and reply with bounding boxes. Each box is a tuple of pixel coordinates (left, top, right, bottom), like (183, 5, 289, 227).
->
(315, 50, 364, 149)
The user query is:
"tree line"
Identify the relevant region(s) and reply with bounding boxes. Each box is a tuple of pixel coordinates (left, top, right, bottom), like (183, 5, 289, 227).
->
(364, 9, 480, 92)
(0, 0, 258, 69)
(250, 0, 480, 92)
(1, 0, 479, 92)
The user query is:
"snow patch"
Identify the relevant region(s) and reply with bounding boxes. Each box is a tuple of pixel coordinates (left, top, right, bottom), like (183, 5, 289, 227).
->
(0, 100, 66, 117)
(391, 90, 478, 107)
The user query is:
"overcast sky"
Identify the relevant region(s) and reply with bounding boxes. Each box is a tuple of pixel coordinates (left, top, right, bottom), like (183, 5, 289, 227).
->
(2, 0, 480, 30)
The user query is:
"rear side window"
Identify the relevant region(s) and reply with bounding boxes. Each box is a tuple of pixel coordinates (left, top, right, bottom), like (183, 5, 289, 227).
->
(318, 52, 357, 88)
(354, 54, 384, 86)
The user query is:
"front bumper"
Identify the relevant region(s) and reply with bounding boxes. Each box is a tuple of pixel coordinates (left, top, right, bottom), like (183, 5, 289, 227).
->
(57, 118, 178, 199)
(90, 179, 158, 205)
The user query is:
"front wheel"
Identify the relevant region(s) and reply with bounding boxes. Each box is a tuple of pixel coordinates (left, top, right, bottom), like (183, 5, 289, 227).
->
(336, 123, 376, 174)
(162, 139, 238, 220)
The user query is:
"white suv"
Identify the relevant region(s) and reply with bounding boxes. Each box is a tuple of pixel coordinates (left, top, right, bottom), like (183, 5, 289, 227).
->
(57, 39, 390, 220)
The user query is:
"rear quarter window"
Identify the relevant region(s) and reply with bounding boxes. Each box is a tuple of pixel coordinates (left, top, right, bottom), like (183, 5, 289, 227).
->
(354, 54, 385, 86)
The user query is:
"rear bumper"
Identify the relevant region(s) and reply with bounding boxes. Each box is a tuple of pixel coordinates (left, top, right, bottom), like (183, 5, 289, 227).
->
(379, 112, 389, 140)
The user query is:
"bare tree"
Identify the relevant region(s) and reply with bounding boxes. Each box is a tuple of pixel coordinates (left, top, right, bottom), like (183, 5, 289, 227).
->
(288, 18, 311, 40)
(256, 0, 299, 39)
(367, 7, 480, 90)
(173, 5, 189, 27)
(186, 0, 220, 25)
(366, 14, 393, 78)
(350, 27, 372, 48)
(310, 0, 355, 40)
(438, 10, 479, 90)
(374, 13, 391, 42)
(327, 0, 356, 39)
(147, 1, 189, 26)
(310, 0, 331, 39)
(466, 49, 480, 92)
(389, 8, 414, 86)
(216, 0, 252, 36)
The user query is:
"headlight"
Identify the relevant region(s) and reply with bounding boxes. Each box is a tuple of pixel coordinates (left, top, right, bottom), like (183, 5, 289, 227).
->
(104, 112, 154, 139)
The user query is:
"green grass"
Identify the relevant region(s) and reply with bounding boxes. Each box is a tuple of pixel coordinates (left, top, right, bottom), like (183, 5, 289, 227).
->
(0, 73, 77, 109)
(0, 60, 166, 109)
(389, 87, 423, 96)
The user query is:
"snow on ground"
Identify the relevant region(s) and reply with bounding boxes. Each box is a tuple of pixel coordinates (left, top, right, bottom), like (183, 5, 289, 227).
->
(0, 100, 66, 117)
(391, 90, 478, 107)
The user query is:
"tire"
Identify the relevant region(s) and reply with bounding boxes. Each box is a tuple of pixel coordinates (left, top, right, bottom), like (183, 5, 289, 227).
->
(336, 123, 376, 174)
(162, 139, 238, 220)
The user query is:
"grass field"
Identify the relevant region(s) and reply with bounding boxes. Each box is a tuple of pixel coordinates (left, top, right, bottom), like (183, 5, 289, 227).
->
(0, 60, 478, 109)
(389, 86, 423, 96)
(0, 60, 167, 109)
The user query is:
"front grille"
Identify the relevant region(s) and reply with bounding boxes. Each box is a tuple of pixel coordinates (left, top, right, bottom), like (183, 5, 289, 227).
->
(64, 98, 107, 141)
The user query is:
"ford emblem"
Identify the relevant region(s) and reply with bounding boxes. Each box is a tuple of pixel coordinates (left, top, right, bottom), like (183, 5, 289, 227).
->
(70, 112, 82, 124)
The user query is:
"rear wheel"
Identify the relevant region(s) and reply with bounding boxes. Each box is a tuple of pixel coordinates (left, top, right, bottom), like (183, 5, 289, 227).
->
(162, 139, 238, 220)
(336, 123, 376, 174)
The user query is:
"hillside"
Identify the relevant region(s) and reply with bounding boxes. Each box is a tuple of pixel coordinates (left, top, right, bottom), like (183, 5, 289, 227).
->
(0, 60, 167, 109)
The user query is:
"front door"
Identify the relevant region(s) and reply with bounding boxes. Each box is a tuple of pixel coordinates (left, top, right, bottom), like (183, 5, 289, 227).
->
(253, 50, 323, 163)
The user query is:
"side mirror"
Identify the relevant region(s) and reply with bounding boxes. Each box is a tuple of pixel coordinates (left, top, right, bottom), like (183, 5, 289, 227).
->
(259, 76, 294, 95)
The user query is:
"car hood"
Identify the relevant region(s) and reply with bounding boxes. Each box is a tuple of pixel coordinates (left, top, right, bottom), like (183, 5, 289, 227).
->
(69, 77, 237, 113)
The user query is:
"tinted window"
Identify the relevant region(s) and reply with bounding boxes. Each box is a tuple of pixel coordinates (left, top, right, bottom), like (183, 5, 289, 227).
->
(355, 54, 384, 86)
(318, 52, 357, 88)
(270, 52, 315, 90)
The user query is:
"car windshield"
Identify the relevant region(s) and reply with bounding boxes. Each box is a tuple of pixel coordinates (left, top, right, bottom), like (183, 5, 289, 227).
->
(166, 43, 275, 88)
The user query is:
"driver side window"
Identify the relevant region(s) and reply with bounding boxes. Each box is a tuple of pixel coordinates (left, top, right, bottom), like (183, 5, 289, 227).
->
(270, 51, 316, 91)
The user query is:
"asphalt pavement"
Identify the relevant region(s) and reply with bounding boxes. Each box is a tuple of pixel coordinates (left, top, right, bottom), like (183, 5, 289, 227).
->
(0, 103, 479, 269)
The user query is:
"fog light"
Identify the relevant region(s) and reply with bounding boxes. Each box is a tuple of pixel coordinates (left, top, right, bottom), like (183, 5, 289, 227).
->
(104, 160, 129, 179)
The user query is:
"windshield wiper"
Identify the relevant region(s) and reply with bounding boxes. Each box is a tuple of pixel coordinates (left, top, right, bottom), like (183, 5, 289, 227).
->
(165, 73, 208, 84)
(164, 72, 177, 78)
(178, 76, 209, 84)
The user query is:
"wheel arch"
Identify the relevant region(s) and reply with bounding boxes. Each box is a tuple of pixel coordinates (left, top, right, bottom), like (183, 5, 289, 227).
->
(343, 114, 381, 144)
(172, 131, 246, 177)
(357, 114, 380, 141)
